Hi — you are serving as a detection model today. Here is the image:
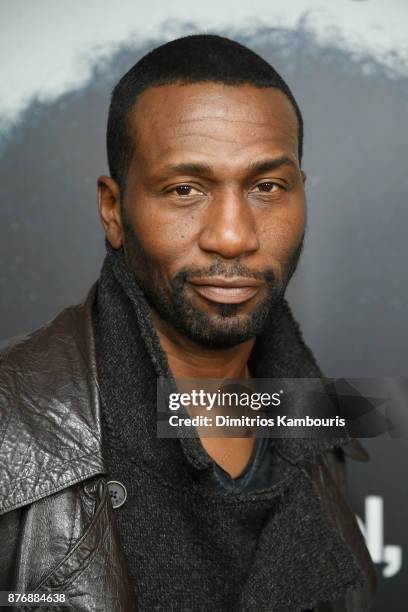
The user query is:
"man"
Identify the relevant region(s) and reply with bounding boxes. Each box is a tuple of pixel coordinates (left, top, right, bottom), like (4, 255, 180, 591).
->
(0, 35, 376, 611)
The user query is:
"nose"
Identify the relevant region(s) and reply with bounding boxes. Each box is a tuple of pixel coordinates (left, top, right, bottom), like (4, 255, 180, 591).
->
(198, 188, 259, 259)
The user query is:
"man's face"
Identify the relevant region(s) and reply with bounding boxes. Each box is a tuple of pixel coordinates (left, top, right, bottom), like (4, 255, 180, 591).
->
(119, 82, 306, 348)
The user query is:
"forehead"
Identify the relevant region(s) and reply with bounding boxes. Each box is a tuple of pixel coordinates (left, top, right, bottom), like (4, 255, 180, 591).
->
(128, 82, 300, 169)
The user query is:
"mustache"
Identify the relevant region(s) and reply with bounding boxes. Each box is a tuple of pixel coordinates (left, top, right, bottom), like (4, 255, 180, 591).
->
(173, 263, 275, 285)
(172, 233, 305, 286)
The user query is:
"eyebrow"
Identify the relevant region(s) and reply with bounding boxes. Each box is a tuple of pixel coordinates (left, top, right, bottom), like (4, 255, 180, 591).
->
(161, 156, 296, 178)
(247, 156, 296, 174)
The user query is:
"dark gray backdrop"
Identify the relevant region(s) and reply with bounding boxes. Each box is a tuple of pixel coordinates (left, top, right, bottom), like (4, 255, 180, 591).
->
(1, 25, 406, 609)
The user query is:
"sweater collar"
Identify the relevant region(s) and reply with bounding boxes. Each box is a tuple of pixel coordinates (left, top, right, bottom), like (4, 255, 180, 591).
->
(103, 240, 350, 468)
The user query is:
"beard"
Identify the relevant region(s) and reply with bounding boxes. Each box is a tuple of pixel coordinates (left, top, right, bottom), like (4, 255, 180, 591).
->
(121, 213, 304, 349)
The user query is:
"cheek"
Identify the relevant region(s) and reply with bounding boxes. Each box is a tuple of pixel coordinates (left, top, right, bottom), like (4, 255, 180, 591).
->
(258, 201, 306, 262)
(125, 196, 200, 271)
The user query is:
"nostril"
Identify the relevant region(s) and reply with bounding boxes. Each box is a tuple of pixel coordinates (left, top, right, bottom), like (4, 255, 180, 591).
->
(198, 226, 259, 259)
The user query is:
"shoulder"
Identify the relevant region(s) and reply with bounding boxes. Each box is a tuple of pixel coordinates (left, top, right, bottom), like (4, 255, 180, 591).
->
(0, 282, 98, 436)
(0, 282, 98, 368)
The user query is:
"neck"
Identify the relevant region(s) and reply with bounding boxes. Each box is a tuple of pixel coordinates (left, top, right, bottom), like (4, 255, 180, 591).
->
(149, 308, 254, 380)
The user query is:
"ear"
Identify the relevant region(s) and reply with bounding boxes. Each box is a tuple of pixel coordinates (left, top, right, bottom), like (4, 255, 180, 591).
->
(97, 175, 123, 248)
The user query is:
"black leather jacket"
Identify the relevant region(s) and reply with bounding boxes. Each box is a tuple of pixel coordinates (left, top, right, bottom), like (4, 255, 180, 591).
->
(0, 283, 377, 611)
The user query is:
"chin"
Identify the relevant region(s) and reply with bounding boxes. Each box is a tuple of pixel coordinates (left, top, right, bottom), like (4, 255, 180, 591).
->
(187, 332, 255, 350)
(181, 316, 263, 349)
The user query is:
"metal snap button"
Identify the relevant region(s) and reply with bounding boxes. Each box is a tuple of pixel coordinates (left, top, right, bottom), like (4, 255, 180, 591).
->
(107, 480, 127, 509)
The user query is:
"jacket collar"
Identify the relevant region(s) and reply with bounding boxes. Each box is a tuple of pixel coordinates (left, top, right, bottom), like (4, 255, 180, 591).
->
(0, 282, 106, 515)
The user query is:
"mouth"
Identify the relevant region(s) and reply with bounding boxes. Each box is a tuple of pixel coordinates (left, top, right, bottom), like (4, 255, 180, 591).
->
(188, 277, 263, 305)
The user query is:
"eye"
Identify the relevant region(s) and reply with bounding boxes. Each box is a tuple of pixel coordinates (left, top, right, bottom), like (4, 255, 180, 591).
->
(171, 184, 204, 197)
(252, 181, 281, 193)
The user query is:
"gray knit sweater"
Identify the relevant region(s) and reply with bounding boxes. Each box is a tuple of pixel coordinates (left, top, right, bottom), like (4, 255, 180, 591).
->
(91, 243, 364, 611)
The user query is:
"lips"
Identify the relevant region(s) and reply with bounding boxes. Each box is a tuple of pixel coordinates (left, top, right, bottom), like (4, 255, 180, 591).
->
(188, 277, 263, 305)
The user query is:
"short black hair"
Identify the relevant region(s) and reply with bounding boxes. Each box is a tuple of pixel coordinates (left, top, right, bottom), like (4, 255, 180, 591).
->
(106, 34, 303, 193)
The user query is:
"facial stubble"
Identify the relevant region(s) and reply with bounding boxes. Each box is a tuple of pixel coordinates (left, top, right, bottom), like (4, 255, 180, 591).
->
(121, 212, 304, 348)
